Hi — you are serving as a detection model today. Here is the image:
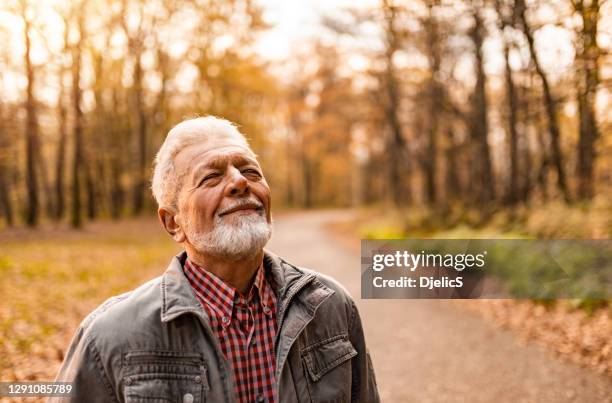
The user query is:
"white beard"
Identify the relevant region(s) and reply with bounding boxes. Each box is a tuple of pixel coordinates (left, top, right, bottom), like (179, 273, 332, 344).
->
(185, 212, 272, 261)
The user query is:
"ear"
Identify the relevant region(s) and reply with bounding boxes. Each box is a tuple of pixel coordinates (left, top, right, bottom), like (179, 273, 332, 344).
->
(158, 207, 186, 243)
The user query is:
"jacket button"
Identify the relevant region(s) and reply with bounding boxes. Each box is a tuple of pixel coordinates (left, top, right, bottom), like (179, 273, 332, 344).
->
(124, 377, 133, 386)
(183, 393, 194, 403)
(194, 375, 202, 384)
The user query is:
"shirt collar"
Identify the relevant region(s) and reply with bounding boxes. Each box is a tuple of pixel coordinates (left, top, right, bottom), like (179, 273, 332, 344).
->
(183, 258, 274, 321)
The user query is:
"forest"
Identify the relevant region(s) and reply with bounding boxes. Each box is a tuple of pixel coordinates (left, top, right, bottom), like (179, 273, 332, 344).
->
(0, 0, 609, 231)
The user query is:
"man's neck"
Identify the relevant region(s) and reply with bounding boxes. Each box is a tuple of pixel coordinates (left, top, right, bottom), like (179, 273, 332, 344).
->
(185, 247, 264, 294)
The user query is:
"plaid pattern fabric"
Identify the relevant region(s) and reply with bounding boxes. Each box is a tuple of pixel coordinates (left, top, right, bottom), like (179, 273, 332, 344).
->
(183, 259, 278, 403)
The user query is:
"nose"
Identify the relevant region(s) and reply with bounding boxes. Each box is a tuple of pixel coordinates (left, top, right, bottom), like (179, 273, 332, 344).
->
(225, 166, 249, 197)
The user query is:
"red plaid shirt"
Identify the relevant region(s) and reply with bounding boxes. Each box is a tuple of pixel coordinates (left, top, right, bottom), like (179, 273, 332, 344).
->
(183, 259, 278, 403)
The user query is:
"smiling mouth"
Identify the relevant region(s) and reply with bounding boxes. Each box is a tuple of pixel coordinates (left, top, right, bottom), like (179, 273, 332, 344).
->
(218, 203, 264, 217)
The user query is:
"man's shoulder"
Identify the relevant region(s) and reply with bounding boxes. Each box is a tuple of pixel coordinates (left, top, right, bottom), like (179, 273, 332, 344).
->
(79, 276, 163, 339)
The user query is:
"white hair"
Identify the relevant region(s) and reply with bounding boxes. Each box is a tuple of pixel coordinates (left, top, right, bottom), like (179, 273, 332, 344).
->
(151, 116, 250, 208)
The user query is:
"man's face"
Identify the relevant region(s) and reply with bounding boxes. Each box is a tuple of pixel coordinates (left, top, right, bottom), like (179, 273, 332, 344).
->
(171, 136, 272, 259)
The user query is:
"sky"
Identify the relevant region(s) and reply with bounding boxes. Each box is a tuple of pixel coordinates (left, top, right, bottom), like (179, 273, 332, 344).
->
(255, 0, 378, 60)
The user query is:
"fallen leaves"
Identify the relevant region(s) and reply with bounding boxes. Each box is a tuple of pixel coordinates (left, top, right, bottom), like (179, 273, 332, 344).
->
(460, 300, 612, 377)
(0, 218, 179, 395)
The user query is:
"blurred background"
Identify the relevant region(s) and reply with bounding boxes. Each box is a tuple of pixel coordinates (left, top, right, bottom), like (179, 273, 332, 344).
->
(0, 0, 610, 226)
(0, 0, 611, 401)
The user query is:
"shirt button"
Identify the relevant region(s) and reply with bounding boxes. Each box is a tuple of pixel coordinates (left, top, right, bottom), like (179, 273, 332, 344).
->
(194, 375, 202, 384)
(263, 306, 271, 315)
(222, 316, 230, 325)
(183, 393, 194, 403)
(256, 394, 265, 402)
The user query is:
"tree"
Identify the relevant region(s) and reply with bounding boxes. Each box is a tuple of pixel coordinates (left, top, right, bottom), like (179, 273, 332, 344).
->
(0, 25, 14, 226)
(284, 43, 357, 207)
(467, 4, 495, 204)
(573, 0, 602, 199)
(19, 0, 40, 226)
(119, 0, 150, 215)
(71, 0, 86, 228)
(0, 95, 14, 226)
(421, 0, 443, 205)
(495, 0, 521, 204)
(517, 0, 570, 202)
(54, 9, 70, 220)
(381, 0, 410, 207)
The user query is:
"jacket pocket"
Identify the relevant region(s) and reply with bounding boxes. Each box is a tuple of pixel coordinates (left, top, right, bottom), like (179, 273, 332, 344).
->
(122, 350, 208, 403)
(301, 335, 357, 403)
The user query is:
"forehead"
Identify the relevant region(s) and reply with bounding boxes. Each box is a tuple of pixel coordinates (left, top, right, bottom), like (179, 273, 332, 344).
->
(174, 137, 259, 175)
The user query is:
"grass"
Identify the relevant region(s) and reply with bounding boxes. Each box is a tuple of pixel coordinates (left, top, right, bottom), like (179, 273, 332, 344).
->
(354, 194, 611, 240)
(348, 199, 611, 309)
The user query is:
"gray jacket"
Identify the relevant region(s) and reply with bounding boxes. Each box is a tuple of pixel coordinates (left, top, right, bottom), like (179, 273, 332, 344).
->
(53, 251, 380, 403)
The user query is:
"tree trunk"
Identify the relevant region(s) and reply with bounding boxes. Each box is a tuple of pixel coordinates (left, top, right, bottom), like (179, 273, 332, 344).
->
(22, 1, 39, 227)
(382, 0, 408, 207)
(495, 0, 520, 204)
(517, 0, 570, 202)
(132, 54, 147, 215)
(444, 128, 461, 200)
(517, 79, 533, 202)
(71, 2, 86, 228)
(56, 79, 67, 220)
(0, 170, 13, 226)
(37, 149, 55, 217)
(423, 1, 441, 205)
(285, 115, 299, 207)
(109, 88, 125, 219)
(535, 106, 550, 201)
(468, 6, 495, 204)
(302, 157, 313, 208)
(110, 158, 124, 219)
(0, 104, 14, 226)
(85, 162, 96, 219)
(503, 40, 519, 204)
(54, 14, 70, 220)
(574, 0, 600, 200)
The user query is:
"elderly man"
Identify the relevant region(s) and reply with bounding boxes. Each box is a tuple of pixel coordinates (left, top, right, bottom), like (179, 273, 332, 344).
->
(54, 116, 379, 402)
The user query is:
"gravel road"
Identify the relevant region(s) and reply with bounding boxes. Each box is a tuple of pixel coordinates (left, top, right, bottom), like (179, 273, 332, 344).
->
(267, 210, 612, 403)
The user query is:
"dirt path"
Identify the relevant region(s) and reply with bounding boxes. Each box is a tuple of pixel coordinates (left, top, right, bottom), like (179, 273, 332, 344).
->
(267, 209, 612, 403)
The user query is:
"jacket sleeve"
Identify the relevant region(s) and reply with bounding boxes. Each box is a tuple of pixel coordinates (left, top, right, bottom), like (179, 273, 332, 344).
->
(50, 325, 118, 403)
(348, 300, 380, 403)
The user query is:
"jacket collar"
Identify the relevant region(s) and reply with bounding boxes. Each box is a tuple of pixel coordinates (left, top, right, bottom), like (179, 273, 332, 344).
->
(183, 258, 272, 322)
(160, 250, 333, 323)
(160, 251, 202, 323)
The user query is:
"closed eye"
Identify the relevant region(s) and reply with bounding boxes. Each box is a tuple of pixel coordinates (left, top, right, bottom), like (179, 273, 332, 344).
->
(241, 169, 261, 177)
(197, 173, 221, 187)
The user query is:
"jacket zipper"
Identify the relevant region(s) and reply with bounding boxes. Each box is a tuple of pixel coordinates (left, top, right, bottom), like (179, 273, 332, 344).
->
(273, 273, 317, 388)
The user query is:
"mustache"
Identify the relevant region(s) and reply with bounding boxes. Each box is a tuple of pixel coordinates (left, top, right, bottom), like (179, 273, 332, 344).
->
(216, 198, 264, 217)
